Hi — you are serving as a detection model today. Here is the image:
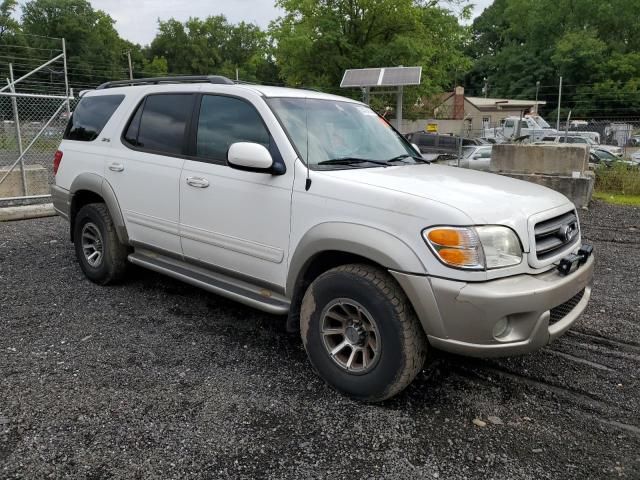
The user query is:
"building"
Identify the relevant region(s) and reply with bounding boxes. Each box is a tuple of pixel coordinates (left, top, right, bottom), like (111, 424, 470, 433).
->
(427, 86, 546, 136)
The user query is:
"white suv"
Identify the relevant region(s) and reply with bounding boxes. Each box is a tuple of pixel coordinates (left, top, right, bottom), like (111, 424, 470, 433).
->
(52, 76, 594, 402)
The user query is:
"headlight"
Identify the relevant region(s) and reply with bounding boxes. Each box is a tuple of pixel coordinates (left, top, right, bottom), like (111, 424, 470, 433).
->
(423, 226, 522, 270)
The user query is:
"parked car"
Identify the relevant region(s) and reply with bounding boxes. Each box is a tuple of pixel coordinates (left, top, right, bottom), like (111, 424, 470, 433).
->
(540, 135, 623, 156)
(52, 75, 594, 402)
(446, 145, 492, 171)
(404, 132, 481, 156)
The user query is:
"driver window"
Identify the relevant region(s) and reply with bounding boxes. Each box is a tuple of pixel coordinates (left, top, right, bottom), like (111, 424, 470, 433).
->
(196, 95, 270, 162)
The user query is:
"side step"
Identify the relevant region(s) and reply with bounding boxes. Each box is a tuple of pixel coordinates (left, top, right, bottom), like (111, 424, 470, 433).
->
(128, 250, 290, 315)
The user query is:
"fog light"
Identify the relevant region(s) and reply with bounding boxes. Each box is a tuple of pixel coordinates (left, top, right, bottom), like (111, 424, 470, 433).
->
(493, 317, 511, 338)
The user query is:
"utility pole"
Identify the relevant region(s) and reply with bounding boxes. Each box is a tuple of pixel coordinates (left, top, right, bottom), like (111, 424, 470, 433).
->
(556, 76, 563, 131)
(126, 51, 133, 80)
(483, 77, 488, 98)
(535, 80, 540, 114)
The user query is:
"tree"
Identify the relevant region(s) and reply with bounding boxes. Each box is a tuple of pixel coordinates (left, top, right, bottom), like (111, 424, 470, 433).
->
(148, 16, 276, 83)
(467, 0, 640, 117)
(21, 0, 130, 87)
(0, 0, 18, 39)
(270, 0, 471, 97)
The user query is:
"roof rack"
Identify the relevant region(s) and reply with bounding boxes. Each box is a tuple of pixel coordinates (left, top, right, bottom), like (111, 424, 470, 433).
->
(96, 75, 235, 90)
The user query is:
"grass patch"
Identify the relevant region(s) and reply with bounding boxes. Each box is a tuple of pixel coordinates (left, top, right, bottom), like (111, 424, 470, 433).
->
(593, 192, 640, 206)
(595, 163, 640, 196)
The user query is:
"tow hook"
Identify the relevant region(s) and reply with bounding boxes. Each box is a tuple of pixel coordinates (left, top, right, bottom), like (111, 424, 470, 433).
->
(557, 244, 593, 276)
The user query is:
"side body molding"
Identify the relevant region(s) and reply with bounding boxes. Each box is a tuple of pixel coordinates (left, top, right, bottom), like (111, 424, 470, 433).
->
(69, 173, 129, 244)
(286, 222, 427, 295)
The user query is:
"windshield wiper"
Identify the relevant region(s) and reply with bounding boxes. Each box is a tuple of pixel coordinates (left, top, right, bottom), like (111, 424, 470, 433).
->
(318, 157, 389, 167)
(386, 154, 431, 164)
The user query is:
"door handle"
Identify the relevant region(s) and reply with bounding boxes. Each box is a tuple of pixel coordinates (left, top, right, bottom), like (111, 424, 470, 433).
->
(108, 162, 124, 172)
(186, 176, 209, 188)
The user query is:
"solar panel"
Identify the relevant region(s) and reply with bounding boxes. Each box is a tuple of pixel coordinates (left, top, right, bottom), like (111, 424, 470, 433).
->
(340, 67, 422, 88)
(340, 68, 382, 87)
(380, 67, 422, 86)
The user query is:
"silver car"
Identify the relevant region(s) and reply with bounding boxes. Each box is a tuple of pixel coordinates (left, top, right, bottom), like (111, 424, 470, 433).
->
(447, 145, 492, 171)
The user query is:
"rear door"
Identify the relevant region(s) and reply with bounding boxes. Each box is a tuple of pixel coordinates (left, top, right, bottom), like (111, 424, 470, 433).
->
(105, 92, 195, 253)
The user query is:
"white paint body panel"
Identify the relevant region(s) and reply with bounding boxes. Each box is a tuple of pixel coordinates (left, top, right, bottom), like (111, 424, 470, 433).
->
(56, 82, 578, 292)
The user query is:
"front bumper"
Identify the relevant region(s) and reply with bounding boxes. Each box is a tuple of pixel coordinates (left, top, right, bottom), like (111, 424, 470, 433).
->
(392, 254, 594, 357)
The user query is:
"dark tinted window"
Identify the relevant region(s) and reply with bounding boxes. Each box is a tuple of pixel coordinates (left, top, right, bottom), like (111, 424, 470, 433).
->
(196, 95, 269, 161)
(64, 95, 124, 141)
(124, 94, 193, 155)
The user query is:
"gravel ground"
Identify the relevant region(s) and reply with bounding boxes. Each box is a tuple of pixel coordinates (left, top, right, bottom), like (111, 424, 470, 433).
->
(1, 200, 639, 479)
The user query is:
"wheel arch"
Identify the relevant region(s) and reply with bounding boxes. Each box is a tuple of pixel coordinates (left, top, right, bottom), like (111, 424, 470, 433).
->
(285, 222, 426, 331)
(69, 173, 129, 244)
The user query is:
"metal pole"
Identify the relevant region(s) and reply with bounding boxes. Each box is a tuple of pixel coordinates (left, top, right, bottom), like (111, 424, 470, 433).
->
(62, 38, 70, 115)
(556, 76, 562, 131)
(0, 53, 64, 93)
(396, 86, 403, 131)
(127, 51, 133, 80)
(535, 81, 540, 114)
(8, 64, 27, 196)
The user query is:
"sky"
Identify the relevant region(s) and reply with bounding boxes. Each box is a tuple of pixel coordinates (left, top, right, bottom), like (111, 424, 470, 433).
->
(90, 0, 494, 46)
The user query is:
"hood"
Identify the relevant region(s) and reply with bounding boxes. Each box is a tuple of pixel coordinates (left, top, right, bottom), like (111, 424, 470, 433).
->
(321, 164, 573, 226)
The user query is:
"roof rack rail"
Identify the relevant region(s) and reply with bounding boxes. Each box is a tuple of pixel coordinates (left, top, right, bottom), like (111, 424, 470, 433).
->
(96, 75, 235, 90)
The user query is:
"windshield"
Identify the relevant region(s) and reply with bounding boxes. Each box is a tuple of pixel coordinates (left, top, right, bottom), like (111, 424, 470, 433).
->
(462, 146, 477, 158)
(528, 115, 552, 129)
(267, 98, 417, 168)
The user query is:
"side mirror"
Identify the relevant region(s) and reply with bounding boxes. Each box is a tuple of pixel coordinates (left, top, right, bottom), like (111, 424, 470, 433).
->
(411, 143, 421, 155)
(472, 154, 481, 159)
(227, 142, 274, 173)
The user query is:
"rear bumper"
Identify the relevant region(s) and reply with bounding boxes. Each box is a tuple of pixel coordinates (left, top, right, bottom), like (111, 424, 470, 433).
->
(392, 254, 594, 357)
(50, 184, 71, 220)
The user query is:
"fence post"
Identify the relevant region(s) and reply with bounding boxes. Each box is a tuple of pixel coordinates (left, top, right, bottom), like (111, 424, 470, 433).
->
(7, 64, 28, 196)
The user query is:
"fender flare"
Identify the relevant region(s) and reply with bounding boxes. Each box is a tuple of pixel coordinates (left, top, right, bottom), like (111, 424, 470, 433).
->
(286, 222, 426, 295)
(69, 173, 129, 244)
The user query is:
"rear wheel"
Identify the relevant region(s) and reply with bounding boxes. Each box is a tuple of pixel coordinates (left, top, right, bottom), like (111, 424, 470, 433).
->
(73, 203, 128, 285)
(300, 264, 427, 402)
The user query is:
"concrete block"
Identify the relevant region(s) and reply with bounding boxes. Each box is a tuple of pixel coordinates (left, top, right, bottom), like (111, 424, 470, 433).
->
(491, 144, 588, 176)
(501, 173, 594, 209)
(0, 203, 56, 222)
(0, 164, 50, 198)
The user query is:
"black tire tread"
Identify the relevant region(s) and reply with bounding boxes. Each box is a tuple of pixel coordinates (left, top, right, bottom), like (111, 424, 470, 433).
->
(300, 263, 427, 402)
(75, 203, 128, 284)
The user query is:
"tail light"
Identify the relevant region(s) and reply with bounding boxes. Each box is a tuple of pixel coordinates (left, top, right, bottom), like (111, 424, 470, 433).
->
(53, 150, 63, 175)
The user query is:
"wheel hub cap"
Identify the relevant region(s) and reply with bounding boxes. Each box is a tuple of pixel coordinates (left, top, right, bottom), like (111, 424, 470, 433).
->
(81, 222, 104, 268)
(320, 299, 381, 374)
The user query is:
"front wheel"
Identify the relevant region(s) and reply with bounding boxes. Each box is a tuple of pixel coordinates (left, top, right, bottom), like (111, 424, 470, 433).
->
(300, 264, 427, 402)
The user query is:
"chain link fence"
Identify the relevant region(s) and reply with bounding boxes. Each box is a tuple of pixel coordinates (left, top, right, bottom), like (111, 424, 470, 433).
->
(0, 94, 76, 202)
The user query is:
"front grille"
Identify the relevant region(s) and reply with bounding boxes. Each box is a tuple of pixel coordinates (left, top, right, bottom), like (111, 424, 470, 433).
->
(534, 210, 580, 261)
(549, 289, 585, 324)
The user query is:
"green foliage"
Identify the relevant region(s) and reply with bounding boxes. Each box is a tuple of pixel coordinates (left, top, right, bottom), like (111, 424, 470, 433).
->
(467, 0, 640, 117)
(270, 0, 471, 99)
(148, 16, 277, 83)
(20, 0, 129, 86)
(0, 0, 19, 38)
(595, 163, 640, 196)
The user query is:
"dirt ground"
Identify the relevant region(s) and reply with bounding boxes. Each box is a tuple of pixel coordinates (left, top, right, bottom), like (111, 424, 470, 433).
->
(1, 200, 638, 479)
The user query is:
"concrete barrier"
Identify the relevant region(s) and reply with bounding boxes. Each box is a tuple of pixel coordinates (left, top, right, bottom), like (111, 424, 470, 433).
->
(491, 144, 588, 175)
(0, 203, 56, 222)
(0, 164, 50, 198)
(490, 144, 594, 208)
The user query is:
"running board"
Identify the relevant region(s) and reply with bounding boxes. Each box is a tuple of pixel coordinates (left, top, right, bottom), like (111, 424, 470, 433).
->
(128, 250, 290, 315)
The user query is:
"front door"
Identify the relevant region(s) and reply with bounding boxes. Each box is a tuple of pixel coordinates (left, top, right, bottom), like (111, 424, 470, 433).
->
(179, 94, 294, 289)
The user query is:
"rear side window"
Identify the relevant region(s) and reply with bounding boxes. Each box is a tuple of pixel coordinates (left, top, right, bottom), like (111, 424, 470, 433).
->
(196, 95, 269, 161)
(123, 94, 194, 155)
(63, 95, 124, 141)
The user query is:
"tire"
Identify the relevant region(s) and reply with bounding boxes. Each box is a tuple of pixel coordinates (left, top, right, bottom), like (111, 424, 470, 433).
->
(73, 203, 128, 285)
(300, 264, 427, 402)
